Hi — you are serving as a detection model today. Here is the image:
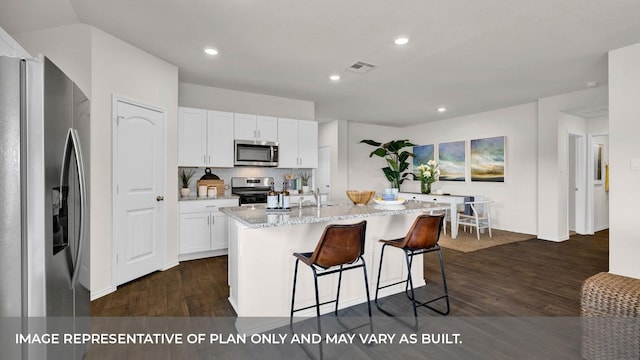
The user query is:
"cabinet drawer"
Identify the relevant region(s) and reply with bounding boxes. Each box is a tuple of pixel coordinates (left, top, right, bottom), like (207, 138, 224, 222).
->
(179, 198, 239, 213)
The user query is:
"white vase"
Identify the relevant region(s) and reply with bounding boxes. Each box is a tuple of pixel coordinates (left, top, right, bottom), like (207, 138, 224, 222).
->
(180, 188, 190, 197)
(302, 185, 309, 193)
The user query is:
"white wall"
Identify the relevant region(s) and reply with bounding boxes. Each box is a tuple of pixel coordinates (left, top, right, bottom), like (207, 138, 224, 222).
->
(14, 24, 92, 99)
(90, 28, 179, 297)
(347, 122, 405, 193)
(537, 87, 608, 241)
(399, 103, 538, 234)
(178, 82, 314, 120)
(608, 42, 640, 279)
(0, 25, 32, 58)
(587, 115, 609, 134)
(15, 24, 180, 298)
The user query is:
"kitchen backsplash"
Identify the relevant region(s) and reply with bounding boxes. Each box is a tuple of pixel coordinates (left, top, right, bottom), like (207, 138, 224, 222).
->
(178, 167, 314, 195)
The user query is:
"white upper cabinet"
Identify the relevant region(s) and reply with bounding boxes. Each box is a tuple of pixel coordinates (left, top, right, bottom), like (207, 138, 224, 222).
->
(234, 113, 277, 142)
(277, 118, 299, 168)
(178, 107, 234, 167)
(178, 107, 208, 166)
(277, 118, 318, 168)
(207, 110, 234, 167)
(256, 115, 278, 142)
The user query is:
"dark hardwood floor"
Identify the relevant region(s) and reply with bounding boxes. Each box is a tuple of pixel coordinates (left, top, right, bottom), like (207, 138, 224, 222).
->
(91, 231, 608, 317)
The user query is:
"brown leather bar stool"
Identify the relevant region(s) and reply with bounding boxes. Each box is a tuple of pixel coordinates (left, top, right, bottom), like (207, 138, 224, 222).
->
(374, 214, 450, 317)
(290, 221, 371, 320)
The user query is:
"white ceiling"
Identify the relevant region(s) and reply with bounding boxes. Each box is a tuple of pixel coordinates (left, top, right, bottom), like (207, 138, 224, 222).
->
(3, 0, 640, 126)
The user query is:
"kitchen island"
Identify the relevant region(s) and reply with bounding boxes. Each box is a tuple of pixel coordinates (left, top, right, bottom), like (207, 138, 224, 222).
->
(221, 201, 449, 331)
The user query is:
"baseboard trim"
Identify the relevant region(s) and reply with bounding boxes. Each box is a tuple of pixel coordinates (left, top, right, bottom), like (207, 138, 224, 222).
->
(162, 260, 179, 271)
(91, 285, 117, 301)
(594, 225, 609, 232)
(178, 249, 228, 262)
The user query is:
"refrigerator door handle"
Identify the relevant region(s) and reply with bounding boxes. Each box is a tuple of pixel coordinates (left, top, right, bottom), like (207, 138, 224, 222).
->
(60, 128, 87, 289)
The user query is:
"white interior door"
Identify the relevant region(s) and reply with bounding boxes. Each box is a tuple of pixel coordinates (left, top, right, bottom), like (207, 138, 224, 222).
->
(569, 135, 577, 231)
(568, 133, 586, 234)
(114, 99, 165, 285)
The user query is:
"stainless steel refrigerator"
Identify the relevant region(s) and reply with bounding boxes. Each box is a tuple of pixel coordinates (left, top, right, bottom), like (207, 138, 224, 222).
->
(0, 55, 90, 359)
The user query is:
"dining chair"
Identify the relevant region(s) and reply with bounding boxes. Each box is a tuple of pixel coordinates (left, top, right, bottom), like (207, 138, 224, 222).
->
(457, 200, 493, 240)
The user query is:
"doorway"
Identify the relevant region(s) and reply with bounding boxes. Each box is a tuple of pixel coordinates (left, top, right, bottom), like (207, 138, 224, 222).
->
(112, 97, 166, 286)
(590, 134, 610, 232)
(317, 146, 331, 198)
(568, 133, 586, 234)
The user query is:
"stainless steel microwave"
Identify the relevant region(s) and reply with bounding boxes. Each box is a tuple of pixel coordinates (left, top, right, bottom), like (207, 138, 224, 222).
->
(234, 140, 279, 167)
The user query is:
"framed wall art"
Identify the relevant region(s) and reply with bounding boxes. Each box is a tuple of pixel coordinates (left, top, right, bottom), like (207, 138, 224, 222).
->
(470, 136, 505, 182)
(412, 144, 435, 174)
(438, 141, 466, 181)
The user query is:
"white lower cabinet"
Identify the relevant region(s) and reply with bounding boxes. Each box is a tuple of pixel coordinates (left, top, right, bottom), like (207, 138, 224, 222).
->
(179, 198, 238, 260)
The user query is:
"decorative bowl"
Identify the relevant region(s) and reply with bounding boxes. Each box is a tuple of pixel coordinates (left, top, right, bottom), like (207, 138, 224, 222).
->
(381, 193, 396, 201)
(346, 190, 375, 206)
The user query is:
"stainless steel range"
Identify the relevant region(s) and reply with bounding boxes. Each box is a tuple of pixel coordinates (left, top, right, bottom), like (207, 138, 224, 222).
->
(231, 177, 274, 206)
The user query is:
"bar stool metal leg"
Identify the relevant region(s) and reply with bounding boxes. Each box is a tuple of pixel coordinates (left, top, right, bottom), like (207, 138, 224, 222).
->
(374, 244, 391, 316)
(361, 260, 372, 317)
(374, 246, 450, 317)
(290, 258, 301, 325)
(404, 251, 419, 317)
(335, 265, 343, 315)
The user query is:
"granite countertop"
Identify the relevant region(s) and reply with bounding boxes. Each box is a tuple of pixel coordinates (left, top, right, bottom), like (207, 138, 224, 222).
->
(219, 200, 449, 229)
(179, 194, 239, 201)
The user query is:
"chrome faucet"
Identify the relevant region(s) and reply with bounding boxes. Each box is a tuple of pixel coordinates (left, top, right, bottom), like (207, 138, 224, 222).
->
(313, 188, 321, 208)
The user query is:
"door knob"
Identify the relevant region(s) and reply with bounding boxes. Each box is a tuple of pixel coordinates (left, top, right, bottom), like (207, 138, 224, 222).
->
(156, 196, 164, 202)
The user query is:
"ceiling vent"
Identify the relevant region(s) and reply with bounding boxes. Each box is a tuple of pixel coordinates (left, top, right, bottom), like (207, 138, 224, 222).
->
(345, 61, 377, 74)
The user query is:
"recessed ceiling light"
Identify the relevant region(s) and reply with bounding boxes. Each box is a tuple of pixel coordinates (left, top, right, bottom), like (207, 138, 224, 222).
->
(394, 36, 410, 45)
(437, 107, 447, 113)
(329, 74, 341, 81)
(204, 47, 219, 55)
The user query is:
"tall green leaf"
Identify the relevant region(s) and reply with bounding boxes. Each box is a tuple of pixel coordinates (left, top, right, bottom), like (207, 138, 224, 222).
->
(360, 139, 382, 147)
(382, 167, 395, 182)
(370, 148, 388, 158)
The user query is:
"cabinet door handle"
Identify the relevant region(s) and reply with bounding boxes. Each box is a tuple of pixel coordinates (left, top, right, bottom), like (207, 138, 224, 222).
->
(208, 155, 211, 164)
(253, 130, 257, 138)
(257, 130, 261, 139)
(299, 157, 302, 166)
(204, 154, 206, 164)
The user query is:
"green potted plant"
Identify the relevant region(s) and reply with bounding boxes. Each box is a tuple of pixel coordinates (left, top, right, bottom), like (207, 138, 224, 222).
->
(299, 171, 311, 193)
(360, 139, 416, 189)
(179, 168, 195, 197)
